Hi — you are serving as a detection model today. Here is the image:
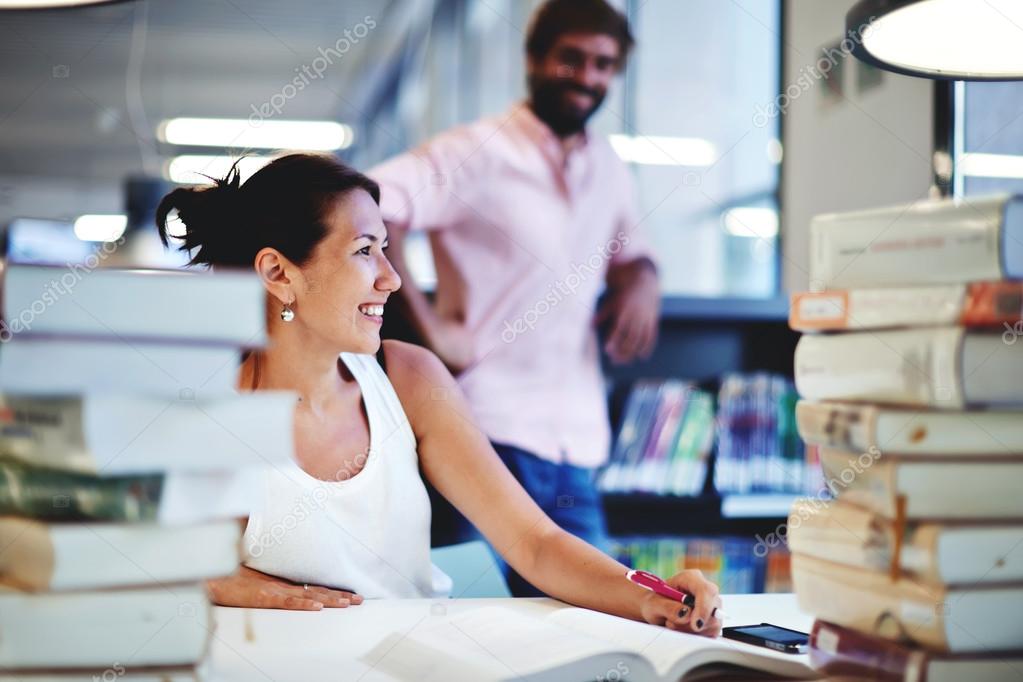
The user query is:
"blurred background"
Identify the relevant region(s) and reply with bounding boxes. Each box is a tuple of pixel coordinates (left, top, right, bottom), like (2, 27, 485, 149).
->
(1, 0, 784, 295)
(2, 1, 1019, 294)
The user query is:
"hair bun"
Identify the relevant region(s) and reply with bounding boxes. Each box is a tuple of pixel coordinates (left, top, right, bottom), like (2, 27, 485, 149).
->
(155, 163, 245, 267)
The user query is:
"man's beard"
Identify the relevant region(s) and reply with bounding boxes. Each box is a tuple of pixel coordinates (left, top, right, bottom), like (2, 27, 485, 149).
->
(527, 75, 606, 138)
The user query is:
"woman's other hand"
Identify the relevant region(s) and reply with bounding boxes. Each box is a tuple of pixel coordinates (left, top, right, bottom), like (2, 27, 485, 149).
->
(207, 565, 363, 611)
(638, 569, 722, 637)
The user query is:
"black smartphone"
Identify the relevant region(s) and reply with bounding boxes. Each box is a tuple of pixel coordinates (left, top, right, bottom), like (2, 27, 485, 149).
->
(721, 623, 809, 654)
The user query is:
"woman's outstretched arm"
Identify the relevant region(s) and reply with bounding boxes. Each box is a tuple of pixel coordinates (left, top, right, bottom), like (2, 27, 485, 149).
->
(384, 340, 722, 635)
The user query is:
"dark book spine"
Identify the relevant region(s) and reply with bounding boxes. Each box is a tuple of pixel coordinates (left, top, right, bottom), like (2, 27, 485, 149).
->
(809, 620, 925, 682)
(0, 457, 163, 522)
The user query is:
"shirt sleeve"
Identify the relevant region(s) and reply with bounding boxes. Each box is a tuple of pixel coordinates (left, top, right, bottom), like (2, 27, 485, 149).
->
(609, 155, 658, 270)
(368, 129, 474, 233)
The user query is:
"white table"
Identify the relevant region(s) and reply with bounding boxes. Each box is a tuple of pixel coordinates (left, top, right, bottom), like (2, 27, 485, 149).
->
(208, 593, 814, 681)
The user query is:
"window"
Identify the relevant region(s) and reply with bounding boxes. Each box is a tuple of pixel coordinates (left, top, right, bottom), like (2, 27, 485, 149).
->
(612, 0, 781, 297)
(955, 81, 1023, 197)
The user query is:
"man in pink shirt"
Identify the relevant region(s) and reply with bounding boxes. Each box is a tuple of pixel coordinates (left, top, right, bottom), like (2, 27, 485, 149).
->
(370, 0, 659, 596)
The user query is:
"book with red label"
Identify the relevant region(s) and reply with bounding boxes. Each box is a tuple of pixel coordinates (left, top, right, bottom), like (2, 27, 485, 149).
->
(790, 281, 1023, 332)
(809, 620, 1023, 682)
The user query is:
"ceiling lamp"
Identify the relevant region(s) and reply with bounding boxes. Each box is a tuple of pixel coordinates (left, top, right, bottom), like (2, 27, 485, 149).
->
(847, 0, 1023, 80)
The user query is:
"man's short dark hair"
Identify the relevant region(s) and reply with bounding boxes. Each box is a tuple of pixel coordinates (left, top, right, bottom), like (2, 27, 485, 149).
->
(525, 0, 634, 68)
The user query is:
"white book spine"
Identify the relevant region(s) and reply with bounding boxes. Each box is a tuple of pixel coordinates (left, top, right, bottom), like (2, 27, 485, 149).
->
(794, 328, 966, 408)
(810, 194, 1014, 289)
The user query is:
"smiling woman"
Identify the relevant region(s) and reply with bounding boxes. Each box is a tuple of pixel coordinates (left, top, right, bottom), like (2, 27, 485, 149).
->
(153, 152, 723, 633)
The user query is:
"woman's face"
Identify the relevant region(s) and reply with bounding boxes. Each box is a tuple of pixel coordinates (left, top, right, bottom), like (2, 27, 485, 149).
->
(289, 188, 401, 355)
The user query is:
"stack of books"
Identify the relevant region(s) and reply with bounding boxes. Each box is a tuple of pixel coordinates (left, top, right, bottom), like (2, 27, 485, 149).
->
(0, 264, 296, 680)
(599, 379, 715, 496)
(788, 195, 1023, 680)
(609, 535, 791, 594)
(713, 372, 811, 495)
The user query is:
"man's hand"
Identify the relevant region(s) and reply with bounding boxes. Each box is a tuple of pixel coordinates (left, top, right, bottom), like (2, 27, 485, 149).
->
(596, 258, 660, 364)
(207, 565, 363, 611)
(426, 318, 475, 375)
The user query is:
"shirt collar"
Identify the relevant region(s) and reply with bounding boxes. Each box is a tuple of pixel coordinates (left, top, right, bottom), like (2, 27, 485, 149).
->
(511, 101, 591, 158)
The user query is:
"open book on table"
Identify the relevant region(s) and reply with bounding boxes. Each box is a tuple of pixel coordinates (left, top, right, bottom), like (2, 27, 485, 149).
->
(364, 604, 817, 681)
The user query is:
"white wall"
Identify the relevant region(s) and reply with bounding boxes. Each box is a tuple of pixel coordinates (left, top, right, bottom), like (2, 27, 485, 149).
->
(781, 0, 937, 292)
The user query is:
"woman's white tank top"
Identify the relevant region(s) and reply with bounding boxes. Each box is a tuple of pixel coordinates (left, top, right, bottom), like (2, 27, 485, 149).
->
(243, 352, 452, 598)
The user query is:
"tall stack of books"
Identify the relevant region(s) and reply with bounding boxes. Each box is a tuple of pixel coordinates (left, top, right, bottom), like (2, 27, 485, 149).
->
(787, 195, 1023, 680)
(599, 379, 715, 496)
(0, 264, 296, 680)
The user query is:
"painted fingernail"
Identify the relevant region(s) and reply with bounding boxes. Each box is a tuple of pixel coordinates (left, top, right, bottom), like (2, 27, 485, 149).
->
(695, 618, 705, 630)
(677, 606, 689, 619)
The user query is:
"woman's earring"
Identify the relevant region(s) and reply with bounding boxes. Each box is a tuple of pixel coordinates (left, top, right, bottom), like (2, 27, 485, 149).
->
(280, 301, 295, 322)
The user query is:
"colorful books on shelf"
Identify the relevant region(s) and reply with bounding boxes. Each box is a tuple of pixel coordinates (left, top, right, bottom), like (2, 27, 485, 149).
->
(714, 372, 814, 495)
(789, 196, 1023, 676)
(600, 380, 714, 496)
(0, 265, 294, 678)
(608, 536, 791, 595)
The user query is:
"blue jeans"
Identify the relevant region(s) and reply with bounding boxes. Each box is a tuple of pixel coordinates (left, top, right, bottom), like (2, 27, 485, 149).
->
(430, 442, 609, 597)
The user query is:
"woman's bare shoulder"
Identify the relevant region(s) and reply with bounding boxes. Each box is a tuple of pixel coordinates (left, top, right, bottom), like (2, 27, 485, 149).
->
(379, 340, 457, 416)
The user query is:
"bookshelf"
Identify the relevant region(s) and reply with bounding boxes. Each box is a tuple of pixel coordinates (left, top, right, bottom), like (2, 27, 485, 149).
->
(600, 296, 803, 593)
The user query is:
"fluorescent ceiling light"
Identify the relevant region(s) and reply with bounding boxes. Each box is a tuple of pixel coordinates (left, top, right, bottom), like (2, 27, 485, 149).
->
(73, 214, 127, 242)
(848, 0, 1023, 80)
(165, 155, 273, 185)
(158, 118, 352, 151)
(609, 135, 717, 167)
(722, 207, 779, 239)
(959, 153, 1023, 179)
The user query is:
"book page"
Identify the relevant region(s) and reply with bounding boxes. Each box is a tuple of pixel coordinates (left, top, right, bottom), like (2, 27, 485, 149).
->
(548, 607, 816, 680)
(549, 607, 725, 676)
(387, 606, 645, 681)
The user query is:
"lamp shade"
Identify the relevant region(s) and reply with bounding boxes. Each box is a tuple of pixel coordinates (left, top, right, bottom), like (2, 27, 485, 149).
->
(846, 0, 1023, 80)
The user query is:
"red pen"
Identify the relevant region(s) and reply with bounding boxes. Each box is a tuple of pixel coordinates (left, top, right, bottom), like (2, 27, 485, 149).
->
(626, 569, 723, 620)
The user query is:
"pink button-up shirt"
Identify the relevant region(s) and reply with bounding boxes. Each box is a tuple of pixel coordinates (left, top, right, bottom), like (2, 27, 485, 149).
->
(370, 103, 652, 468)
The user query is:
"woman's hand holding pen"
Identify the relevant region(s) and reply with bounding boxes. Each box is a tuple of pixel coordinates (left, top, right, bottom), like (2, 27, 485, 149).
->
(635, 569, 723, 637)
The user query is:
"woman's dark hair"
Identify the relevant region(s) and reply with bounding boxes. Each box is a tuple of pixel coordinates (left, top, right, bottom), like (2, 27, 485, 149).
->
(525, 0, 634, 68)
(156, 153, 380, 268)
